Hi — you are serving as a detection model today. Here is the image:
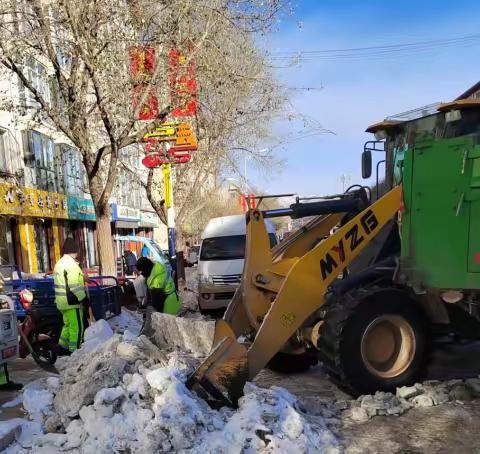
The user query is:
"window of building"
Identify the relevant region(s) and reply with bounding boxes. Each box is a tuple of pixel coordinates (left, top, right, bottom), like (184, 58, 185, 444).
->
(33, 221, 51, 273)
(24, 56, 51, 105)
(117, 146, 142, 208)
(0, 129, 8, 174)
(61, 146, 87, 197)
(24, 131, 57, 192)
(0, 219, 14, 265)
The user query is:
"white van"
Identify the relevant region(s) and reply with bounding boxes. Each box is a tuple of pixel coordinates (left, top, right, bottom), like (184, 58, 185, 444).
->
(197, 214, 277, 312)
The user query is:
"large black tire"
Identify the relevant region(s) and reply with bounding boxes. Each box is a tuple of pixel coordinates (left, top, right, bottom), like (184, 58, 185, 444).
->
(267, 350, 319, 374)
(317, 288, 429, 395)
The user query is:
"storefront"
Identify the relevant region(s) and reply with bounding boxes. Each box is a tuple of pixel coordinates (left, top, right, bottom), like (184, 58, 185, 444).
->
(0, 183, 68, 273)
(138, 210, 159, 239)
(66, 196, 97, 269)
(111, 204, 140, 257)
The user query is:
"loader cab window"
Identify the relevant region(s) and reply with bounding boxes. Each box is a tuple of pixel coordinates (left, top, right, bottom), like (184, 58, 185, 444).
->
(200, 233, 277, 261)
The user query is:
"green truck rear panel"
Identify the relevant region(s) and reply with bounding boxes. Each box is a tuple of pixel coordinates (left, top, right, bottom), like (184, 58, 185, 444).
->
(401, 134, 480, 289)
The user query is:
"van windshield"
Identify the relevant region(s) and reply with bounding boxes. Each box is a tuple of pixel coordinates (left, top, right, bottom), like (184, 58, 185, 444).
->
(200, 234, 277, 261)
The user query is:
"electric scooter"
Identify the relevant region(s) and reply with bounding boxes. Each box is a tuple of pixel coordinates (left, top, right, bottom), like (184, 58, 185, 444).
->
(17, 289, 61, 372)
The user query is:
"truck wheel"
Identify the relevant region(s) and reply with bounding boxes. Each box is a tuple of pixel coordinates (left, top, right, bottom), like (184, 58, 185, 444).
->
(317, 288, 429, 395)
(267, 350, 318, 374)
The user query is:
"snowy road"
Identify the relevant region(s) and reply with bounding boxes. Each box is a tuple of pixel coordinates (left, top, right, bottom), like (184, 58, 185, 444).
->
(3, 292, 480, 452)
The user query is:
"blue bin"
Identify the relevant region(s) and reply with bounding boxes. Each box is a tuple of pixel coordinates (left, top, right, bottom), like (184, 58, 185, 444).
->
(5, 275, 120, 321)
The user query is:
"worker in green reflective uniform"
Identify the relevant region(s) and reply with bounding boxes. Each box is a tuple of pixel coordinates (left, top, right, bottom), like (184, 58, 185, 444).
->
(136, 257, 180, 314)
(53, 238, 87, 354)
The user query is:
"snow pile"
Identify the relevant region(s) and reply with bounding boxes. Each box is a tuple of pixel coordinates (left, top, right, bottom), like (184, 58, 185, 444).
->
(1, 319, 339, 453)
(344, 378, 480, 423)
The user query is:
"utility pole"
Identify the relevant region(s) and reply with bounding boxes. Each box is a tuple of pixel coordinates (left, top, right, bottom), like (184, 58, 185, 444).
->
(340, 173, 351, 192)
(162, 164, 176, 259)
(244, 156, 248, 193)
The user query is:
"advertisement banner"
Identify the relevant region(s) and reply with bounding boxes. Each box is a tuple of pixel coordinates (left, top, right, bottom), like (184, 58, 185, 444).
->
(129, 46, 155, 81)
(0, 183, 68, 219)
(129, 46, 158, 121)
(67, 197, 96, 221)
(132, 85, 159, 121)
(168, 48, 197, 117)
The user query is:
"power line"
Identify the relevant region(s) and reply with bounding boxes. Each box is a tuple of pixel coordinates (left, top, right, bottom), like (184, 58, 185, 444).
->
(268, 33, 480, 62)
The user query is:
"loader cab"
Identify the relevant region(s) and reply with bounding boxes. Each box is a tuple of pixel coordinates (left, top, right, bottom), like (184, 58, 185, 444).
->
(367, 101, 480, 290)
(363, 121, 405, 199)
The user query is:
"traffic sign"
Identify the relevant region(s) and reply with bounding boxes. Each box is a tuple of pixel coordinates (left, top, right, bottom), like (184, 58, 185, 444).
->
(175, 122, 197, 148)
(143, 122, 177, 141)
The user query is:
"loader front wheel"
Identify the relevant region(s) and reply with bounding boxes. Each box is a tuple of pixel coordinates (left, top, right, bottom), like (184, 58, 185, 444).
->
(318, 288, 429, 395)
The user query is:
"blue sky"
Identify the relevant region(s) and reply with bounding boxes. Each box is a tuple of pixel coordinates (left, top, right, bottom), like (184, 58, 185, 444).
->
(248, 0, 480, 197)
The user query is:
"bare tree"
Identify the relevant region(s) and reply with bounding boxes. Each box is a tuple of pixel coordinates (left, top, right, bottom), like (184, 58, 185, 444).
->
(123, 0, 288, 243)
(0, 0, 288, 273)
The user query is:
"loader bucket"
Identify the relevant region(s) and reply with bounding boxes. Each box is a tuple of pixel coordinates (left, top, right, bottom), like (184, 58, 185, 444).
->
(186, 319, 249, 408)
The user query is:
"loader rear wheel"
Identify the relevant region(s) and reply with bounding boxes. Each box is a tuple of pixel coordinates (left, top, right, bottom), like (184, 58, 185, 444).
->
(317, 288, 429, 395)
(267, 350, 318, 374)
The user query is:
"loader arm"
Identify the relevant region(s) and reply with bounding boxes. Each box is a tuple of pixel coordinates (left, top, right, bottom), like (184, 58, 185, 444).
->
(187, 186, 401, 406)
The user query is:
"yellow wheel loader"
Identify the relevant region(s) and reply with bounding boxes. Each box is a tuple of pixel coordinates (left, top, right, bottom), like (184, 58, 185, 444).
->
(187, 99, 480, 407)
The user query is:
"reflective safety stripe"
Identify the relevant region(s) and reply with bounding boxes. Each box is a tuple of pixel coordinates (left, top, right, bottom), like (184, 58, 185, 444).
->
(59, 337, 69, 348)
(54, 255, 87, 310)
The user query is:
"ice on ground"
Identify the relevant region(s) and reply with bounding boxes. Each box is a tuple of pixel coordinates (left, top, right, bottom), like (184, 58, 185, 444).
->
(2, 395, 23, 408)
(1, 318, 339, 453)
(109, 308, 143, 336)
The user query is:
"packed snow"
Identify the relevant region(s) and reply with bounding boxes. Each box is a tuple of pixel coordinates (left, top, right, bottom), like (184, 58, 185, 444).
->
(0, 315, 340, 453)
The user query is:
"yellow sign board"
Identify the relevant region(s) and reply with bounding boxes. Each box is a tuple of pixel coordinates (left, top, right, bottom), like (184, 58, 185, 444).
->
(143, 122, 197, 149)
(175, 123, 197, 148)
(0, 183, 68, 219)
(144, 123, 177, 141)
(162, 164, 173, 208)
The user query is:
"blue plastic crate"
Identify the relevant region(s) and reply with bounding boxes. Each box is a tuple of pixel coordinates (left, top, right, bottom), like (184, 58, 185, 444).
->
(5, 275, 120, 321)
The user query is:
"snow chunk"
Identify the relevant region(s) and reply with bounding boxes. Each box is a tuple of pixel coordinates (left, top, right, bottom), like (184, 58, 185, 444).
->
(22, 381, 54, 423)
(78, 319, 114, 354)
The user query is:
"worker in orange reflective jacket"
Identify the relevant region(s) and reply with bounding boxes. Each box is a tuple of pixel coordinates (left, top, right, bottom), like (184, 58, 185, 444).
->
(136, 257, 180, 315)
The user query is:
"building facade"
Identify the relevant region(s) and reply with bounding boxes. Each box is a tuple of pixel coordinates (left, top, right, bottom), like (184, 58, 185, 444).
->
(0, 61, 164, 273)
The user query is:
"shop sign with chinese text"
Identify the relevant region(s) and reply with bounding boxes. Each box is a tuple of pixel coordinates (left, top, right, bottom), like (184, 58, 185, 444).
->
(0, 184, 68, 219)
(67, 197, 96, 221)
(111, 204, 141, 222)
